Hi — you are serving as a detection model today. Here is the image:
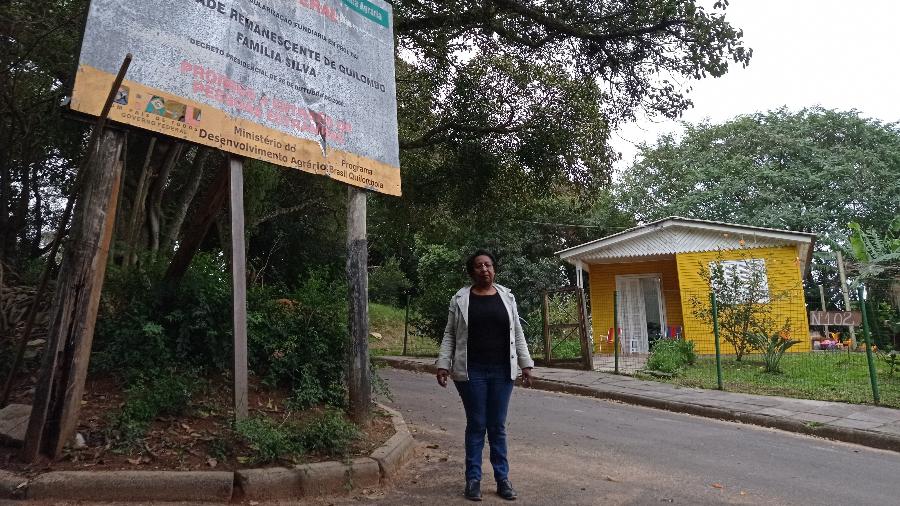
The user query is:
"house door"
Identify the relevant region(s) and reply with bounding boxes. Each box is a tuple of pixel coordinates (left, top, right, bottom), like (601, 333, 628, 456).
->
(616, 275, 667, 354)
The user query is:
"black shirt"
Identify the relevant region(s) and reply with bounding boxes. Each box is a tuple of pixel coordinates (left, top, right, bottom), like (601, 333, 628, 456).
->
(467, 292, 510, 366)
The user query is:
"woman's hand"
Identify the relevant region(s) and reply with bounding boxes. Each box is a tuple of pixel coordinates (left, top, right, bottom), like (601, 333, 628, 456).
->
(436, 368, 449, 388)
(521, 367, 534, 388)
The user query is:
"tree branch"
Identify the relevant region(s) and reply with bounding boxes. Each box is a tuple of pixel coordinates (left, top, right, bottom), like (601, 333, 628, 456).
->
(249, 201, 319, 228)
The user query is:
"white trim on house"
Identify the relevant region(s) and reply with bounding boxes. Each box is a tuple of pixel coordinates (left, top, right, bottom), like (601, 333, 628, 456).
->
(557, 217, 816, 276)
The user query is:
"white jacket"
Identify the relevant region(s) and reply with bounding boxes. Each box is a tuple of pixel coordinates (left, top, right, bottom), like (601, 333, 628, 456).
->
(436, 283, 535, 381)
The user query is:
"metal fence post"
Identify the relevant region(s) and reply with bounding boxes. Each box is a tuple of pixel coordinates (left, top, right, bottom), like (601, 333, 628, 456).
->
(613, 290, 619, 374)
(858, 286, 880, 405)
(710, 292, 723, 390)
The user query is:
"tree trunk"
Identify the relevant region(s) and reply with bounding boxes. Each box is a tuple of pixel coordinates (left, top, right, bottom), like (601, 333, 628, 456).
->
(0, 126, 12, 263)
(161, 147, 210, 254)
(14, 161, 31, 255)
(162, 159, 230, 287)
(108, 133, 128, 265)
(891, 280, 900, 313)
(216, 212, 231, 265)
(29, 164, 43, 257)
(146, 142, 184, 255)
(124, 136, 157, 266)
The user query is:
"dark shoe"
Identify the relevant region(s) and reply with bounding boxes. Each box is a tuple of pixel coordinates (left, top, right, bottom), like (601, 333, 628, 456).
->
(497, 478, 517, 500)
(464, 479, 482, 501)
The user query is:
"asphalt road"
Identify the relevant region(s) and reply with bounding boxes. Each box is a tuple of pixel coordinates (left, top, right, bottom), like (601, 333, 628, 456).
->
(10, 368, 898, 506)
(326, 368, 900, 506)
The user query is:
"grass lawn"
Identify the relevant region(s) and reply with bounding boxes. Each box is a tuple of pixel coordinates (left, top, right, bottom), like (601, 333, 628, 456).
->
(646, 351, 900, 409)
(368, 303, 439, 357)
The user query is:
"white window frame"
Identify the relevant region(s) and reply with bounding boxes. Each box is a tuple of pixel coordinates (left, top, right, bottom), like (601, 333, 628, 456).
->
(709, 258, 770, 304)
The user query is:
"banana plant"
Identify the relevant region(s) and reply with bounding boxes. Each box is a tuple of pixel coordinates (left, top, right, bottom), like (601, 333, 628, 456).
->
(847, 219, 900, 311)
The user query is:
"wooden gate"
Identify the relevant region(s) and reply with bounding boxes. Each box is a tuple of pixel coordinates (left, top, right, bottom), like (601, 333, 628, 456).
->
(538, 287, 593, 370)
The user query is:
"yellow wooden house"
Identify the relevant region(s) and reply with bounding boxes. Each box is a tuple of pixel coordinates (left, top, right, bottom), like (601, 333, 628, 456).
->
(557, 217, 816, 355)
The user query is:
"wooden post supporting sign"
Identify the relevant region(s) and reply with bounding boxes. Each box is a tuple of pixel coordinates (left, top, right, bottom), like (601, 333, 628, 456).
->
(230, 156, 248, 421)
(22, 129, 126, 460)
(346, 187, 370, 425)
(22, 56, 131, 461)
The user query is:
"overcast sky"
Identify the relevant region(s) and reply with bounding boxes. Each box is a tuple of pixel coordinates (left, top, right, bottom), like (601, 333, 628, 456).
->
(610, 0, 900, 174)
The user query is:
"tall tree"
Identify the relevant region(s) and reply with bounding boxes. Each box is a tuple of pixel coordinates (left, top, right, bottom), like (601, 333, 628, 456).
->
(395, 0, 751, 150)
(617, 107, 900, 244)
(0, 0, 90, 265)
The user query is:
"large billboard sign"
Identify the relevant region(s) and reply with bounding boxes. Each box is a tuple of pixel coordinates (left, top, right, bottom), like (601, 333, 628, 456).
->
(71, 0, 400, 195)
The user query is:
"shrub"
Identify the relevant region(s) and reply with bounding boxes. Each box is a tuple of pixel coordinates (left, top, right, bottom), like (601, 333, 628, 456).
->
(646, 340, 686, 374)
(284, 366, 347, 411)
(877, 348, 899, 376)
(162, 253, 233, 369)
(749, 329, 799, 373)
(93, 253, 232, 377)
(93, 262, 170, 376)
(369, 257, 410, 306)
(689, 252, 791, 361)
(235, 416, 303, 464)
(110, 368, 198, 446)
(411, 241, 465, 342)
(673, 338, 696, 365)
(248, 270, 347, 408)
(234, 409, 360, 463)
(646, 339, 695, 375)
(551, 339, 583, 360)
(297, 409, 360, 457)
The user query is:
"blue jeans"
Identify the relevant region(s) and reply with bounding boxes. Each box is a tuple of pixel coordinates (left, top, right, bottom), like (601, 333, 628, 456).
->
(454, 363, 514, 482)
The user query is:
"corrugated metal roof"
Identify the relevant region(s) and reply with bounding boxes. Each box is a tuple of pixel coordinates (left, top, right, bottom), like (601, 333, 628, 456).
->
(558, 217, 816, 276)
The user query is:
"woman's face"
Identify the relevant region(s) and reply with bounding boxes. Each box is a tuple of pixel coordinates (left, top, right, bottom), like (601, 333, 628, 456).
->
(470, 255, 495, 286)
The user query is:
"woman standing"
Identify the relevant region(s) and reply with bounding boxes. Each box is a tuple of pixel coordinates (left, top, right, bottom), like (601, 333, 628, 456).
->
(436, 249, 534, 501)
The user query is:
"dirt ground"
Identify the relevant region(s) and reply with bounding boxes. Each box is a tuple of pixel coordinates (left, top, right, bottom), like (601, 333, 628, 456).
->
(1, 374, 393, 476)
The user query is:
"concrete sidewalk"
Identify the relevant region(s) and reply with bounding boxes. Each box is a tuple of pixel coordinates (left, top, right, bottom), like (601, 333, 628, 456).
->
(377, 356, 900, 453)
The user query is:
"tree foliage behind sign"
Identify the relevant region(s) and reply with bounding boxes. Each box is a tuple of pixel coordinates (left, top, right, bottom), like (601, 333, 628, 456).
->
(395, 0, 751, 150)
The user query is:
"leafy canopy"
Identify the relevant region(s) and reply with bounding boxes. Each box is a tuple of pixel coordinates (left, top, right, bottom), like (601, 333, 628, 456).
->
(618, 107, 900, 244)
(394, 0, 752, 209)
(396, 0, 751, 147)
